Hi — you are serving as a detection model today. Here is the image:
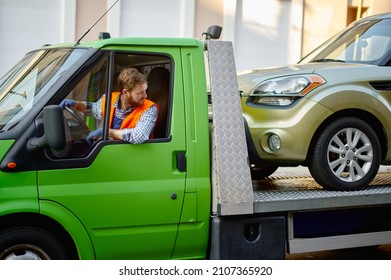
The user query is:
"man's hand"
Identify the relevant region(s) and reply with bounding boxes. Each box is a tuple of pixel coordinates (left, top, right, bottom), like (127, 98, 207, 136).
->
(86, 128, 103, 144)
(60, 99, 76, 108)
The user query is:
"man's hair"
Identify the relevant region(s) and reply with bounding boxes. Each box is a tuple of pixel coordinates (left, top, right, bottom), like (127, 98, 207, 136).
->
(118, 68, 146, 92)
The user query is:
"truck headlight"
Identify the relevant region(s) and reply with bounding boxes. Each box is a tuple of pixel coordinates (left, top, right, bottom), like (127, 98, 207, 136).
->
(250, 74, 325, 106)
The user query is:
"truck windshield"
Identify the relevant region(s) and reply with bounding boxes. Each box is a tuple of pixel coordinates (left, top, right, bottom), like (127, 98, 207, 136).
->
(300, 18, 391, 65)
(0, 48, 87, 132)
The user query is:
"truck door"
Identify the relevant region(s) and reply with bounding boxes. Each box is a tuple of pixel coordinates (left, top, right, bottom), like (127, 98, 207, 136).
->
(37, 50, 187, 259)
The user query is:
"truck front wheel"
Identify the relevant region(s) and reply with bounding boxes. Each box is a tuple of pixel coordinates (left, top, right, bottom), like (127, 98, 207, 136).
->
(0, 227, 67, 260)
(309, 117, 381, 191)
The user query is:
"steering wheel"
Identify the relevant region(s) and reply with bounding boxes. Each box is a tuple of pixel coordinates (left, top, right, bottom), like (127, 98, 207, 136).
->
(64, 106, 91, 138)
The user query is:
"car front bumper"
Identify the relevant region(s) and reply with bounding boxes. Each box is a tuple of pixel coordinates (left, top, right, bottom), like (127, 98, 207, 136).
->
(242, 97, 333, 165)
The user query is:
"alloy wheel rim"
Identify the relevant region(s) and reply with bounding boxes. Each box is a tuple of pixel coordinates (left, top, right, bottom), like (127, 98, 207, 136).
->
(327, 127, 373, 183)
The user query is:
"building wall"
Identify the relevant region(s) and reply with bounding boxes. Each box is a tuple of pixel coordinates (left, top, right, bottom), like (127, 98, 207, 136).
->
(76, 0, 107, 41)
(196, 0, 304, 69)
(194, 0, 224, 39)
(231, 0, 304, 69)
(364, 0, 391, 15)
(2, 0, 391, 76)
(302, 0, 348, 57)
(0, 0, 69, 76)
(302, 0, 391, 58)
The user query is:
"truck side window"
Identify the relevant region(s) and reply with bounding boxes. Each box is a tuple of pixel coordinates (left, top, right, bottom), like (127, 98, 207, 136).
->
(114, 53, 172, 140)
(52, 53, 171, 159)
(51, 58, 107, 158)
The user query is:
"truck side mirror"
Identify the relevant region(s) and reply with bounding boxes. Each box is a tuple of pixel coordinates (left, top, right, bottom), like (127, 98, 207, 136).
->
(28, 105, 66, 152)
(203, 25, 222, 40)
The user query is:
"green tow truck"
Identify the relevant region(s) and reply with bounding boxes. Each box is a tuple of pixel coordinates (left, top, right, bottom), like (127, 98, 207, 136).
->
(0, 26, 391, 260)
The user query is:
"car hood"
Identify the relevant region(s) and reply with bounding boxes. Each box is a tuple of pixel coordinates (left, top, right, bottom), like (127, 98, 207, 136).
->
(238, 62, 377, 94)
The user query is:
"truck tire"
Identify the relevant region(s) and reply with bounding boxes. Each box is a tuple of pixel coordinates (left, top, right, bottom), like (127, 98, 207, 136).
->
(0, 226, 68, 260)
(309, 117, 381, 191)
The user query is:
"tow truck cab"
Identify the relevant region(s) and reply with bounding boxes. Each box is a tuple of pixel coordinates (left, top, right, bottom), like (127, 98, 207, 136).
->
(0, 36, 212, 259)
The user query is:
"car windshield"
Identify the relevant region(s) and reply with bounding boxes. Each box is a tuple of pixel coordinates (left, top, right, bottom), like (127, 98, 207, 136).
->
(300, 18, 391, 65)
(0, 48, 87, 132)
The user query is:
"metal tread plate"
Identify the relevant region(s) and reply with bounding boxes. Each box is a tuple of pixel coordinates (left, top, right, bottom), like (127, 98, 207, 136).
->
(208, 40, 254, 215)
(253, 172, 391, 213)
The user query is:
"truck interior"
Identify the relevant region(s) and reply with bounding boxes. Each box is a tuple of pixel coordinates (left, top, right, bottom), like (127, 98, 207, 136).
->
(59, 52, 172, 158)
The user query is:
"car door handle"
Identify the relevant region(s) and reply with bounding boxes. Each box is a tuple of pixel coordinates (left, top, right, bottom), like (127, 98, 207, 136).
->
(176, 152, 186, 172)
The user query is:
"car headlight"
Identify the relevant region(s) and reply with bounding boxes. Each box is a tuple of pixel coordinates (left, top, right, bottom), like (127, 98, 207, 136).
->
(250, 74, 326, 106)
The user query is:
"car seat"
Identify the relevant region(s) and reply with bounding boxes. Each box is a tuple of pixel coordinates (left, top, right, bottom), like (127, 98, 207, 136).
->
(147, 67, 170, 138)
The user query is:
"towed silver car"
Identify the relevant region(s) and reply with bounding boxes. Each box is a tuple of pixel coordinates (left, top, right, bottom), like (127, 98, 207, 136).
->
(240, 13, 391, 191)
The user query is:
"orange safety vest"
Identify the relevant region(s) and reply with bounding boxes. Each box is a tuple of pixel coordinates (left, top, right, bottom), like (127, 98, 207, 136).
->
(100, 92, 157, 130)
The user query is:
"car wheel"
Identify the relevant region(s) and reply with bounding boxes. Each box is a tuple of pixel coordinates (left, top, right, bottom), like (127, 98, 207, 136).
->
(0, 227, 67, 260)
(309, 117, 381, 191)
(251, 165, 279, 180)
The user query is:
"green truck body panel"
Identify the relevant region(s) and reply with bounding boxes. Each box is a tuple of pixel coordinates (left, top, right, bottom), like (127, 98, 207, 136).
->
(39, 200, 95, 259)
(0, 37, 211, 259)
(0, 171, 38, 215)
(0, 140, 38, 214)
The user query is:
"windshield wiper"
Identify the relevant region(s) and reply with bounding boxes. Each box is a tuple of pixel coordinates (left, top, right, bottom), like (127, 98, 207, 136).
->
(311, 58, 346, 63)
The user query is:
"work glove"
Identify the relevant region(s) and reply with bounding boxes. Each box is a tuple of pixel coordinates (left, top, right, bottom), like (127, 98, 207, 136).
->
(60, 99, 76, 108)
(86, 128, 103, 144)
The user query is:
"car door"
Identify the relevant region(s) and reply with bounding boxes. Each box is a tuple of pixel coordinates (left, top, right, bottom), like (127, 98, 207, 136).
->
(37, 50, 187, 259)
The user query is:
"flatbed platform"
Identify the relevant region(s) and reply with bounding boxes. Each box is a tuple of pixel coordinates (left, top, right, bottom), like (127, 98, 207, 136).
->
(253, 172, 391, 213)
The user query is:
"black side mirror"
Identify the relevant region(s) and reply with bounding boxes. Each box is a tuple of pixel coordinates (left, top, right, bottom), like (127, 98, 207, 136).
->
(203, 25, 222, 40)
(28, 105, 66, 151)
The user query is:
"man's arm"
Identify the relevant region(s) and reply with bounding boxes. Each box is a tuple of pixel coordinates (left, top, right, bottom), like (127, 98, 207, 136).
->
(91, 96, 104, 120)
(110, 105, 158, 144)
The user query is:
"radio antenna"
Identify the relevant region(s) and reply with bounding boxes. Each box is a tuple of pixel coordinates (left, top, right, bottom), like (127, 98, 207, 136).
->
(75, 0, 120, 45)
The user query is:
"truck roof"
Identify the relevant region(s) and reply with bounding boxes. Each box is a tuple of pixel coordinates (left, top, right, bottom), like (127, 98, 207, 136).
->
(45, 37, 204, 50)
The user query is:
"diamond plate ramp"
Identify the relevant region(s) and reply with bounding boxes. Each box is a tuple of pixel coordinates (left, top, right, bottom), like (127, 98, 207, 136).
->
(207, 40, 253, 215)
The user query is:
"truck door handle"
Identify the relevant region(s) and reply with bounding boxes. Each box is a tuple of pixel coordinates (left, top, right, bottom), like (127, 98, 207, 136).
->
(176, 152, 186, 172)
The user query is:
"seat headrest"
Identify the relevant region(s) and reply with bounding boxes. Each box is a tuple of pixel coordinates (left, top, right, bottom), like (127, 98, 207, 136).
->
(147, 67, 170, 94)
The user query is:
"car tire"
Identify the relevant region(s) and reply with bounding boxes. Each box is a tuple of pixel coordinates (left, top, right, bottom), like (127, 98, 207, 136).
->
(308, 117, 381, 191)
(0, 226, 68, 260)
(251, 165, 279, 180)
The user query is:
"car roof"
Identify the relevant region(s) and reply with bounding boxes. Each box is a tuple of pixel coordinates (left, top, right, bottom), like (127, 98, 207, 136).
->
(355, 12, 391, 22)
